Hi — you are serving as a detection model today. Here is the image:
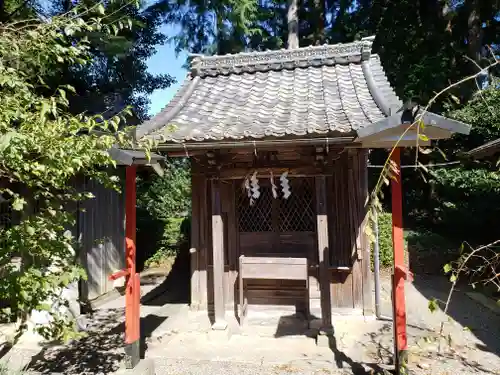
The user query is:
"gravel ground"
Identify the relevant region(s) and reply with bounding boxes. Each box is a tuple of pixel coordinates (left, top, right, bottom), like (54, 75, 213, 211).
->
(154, 358, 353, 375)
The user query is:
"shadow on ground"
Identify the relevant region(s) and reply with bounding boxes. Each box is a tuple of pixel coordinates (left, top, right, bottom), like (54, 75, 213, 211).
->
(327, 333, 391, 375)
(25, 311, 168, 374)
(412, 274, 500, 357)
(142, 245, 190, 306)
(25, 248, 191, 374)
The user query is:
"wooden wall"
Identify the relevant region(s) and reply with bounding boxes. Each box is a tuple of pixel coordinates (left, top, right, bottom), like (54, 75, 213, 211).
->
(189, 147, 372, 316)
(77, 170, 126, 302)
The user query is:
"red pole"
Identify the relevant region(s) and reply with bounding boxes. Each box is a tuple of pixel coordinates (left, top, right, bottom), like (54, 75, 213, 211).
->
(390, 148, 408, 374)
(125, 165, 140, 369)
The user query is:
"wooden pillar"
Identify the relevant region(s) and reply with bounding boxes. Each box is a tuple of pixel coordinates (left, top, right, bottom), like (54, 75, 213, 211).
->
(390, 148, 408, 374)
(211, 179, 227, 330)
(124, 165, 140, 368)
(190, 174, 201, 310)
(315, 176, 332, 332)
(359, 149, 373, 315)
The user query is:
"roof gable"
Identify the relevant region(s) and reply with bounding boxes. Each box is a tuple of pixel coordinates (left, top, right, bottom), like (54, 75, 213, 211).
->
(137, 36, 470, 147)
(137, 36, 404, 144)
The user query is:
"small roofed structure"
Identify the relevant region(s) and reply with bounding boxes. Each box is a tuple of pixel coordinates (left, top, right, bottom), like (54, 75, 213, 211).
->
(468, 138, 500, 159)
(136, 36, 471, 355)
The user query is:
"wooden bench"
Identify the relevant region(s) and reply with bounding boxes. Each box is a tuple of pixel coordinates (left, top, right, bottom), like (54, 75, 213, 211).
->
(238, 255, 309, 325)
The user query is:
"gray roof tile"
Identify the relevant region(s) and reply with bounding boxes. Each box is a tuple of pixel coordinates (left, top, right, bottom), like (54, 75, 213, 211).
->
(137, 36, 402, 143)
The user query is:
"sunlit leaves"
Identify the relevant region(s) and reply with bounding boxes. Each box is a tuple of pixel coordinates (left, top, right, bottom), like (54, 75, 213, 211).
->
(0, 4, 154, 343)
(443, 263, 452, 273)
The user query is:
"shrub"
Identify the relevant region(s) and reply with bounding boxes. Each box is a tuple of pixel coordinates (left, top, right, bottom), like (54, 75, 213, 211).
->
(371, 211, 396, 268)
(137, 160, 191, 269)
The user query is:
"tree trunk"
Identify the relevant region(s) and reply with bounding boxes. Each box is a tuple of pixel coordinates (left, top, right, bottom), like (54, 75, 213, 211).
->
(313, 0, 325, 45)
(287, 0, 299, 49)
(466, 0, 483, 62)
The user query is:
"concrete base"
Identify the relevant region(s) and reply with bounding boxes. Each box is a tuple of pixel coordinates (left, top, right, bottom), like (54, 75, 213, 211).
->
(115, 359, 155, 375)
(316, 328, 334, 348)
(207, 321, 231, 341)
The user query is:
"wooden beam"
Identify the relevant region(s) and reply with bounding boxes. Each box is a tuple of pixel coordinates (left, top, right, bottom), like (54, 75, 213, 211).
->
(391, 148, 408, 374)
(359, 149, 373, 316)
(315, 176, 332, 332)
(211, 179, 227, 330)
(190, 174, 201, 310)
(205, 166, 332, 180)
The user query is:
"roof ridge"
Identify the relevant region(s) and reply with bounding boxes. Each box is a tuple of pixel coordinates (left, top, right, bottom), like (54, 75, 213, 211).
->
(190, 36, 375, 77)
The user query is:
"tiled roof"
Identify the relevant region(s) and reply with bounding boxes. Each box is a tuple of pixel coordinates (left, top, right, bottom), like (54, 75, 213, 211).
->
(137, 36, 402, 143)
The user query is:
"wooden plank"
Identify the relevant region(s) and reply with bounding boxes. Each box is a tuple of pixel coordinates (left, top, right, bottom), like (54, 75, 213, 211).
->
(239, 232, 315, 258)
(211, 179, 227, 329)
(349, 152, 363, 309)
(199, 175, 208, 309)
(226, 181, 238, 305)
(226, 181, 238, 268)
(190, 173, 201, 309)
(240, 256, 308, 266)
(315, 176, 332, 330)
(330, 270, 354, 308)
(240, 263, 308, 280)
(216, 166, 330, 180)
(359, 149, 373, 315)
(239, 255, 309, 323)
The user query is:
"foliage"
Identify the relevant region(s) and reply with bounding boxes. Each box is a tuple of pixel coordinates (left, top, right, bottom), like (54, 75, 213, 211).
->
(0, 4, 147, 342)
(1, 0, 175, 121)
(162, 0, 499, 108)
(402, 80, 500, 244)
(137, 159, 191, 267)
(371, 211, 395, 269)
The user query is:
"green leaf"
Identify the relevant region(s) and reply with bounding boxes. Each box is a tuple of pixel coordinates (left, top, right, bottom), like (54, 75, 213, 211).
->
(450, 94, 460, 104)
(443, 263, 452, 273)
(449, 273, 457, 283)
(428, 298, 438, 313)
(0, 131, 17, 153)
(12, 197, 26, 211)
(58, 88, 67, 101)
(418, 133, 430, 142)
(97, 4, 105, 15)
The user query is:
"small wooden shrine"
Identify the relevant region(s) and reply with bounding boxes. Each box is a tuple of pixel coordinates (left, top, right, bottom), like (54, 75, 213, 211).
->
(136, 36, 471, 342)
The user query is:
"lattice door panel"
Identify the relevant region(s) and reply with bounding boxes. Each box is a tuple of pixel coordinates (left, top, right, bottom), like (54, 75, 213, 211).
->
(237, 177, 315, 233)
(278, 178, 314, 232)
(237, 185, 273, 232)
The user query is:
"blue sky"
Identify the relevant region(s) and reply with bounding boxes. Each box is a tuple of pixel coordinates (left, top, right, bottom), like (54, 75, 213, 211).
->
(146, 24, 188, 116)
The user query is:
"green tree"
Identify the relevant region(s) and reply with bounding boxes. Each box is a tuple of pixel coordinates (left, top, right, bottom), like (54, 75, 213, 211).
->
(136, 159, 191, 268)
(0, 3, 147, 341)
(1, 0, 175, 121)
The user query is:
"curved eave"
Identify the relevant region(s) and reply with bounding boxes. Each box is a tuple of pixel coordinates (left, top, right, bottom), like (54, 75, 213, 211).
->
(108, 147, 165, 166)
(355, 111, 471, 148)
(467, 138, 500, 159)
(136, 74, 200, 140)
